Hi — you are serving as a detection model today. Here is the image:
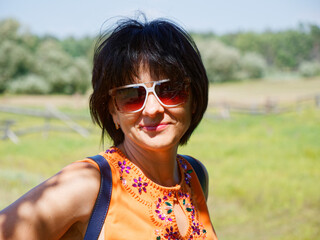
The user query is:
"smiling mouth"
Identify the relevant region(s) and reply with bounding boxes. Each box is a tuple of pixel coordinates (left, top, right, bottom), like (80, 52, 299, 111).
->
(139, 123, 169, 132)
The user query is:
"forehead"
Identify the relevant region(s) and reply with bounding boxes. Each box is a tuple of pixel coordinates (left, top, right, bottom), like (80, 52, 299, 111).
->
(114, 59, 186, 89)
(125, 64, 168, 84)
(134, 69, 165, 83)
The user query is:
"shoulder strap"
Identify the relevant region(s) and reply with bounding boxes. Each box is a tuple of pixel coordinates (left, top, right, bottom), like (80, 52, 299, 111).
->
(84, 155, 112, 240)
(181, 155, 208, 199)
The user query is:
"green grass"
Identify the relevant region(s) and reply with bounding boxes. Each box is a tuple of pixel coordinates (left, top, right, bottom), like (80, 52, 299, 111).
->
(180, 106, 320, 240)
(1, 104, 319, 240)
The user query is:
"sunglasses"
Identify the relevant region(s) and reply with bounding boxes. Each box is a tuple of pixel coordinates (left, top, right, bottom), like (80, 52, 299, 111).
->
(109, 79, 190, 113)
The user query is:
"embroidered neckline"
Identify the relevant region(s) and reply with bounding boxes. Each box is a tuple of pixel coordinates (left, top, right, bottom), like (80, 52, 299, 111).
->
(104, 146, 207, 240)
(108, 146, 183, 191)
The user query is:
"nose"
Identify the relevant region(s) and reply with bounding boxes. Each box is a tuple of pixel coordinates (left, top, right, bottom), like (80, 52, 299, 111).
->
(142, 92, 164, 116)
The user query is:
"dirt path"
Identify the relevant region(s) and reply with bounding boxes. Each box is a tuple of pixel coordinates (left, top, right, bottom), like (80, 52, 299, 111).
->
(209, 77, 320, 105)
(0, 78, 319, 108)
(0, 94, 90, 108)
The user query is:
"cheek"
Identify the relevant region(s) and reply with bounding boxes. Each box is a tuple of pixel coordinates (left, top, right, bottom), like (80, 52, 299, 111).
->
(118, 113, 139, 130)
(174, 105, 192, 131)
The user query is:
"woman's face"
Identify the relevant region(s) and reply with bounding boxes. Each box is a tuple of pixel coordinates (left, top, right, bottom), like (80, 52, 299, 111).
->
(109, 68, 193, 152)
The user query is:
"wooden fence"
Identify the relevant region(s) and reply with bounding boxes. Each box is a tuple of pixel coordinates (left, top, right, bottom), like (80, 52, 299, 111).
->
(1, 93, 319, 143)
(0, 105, 91, 144)
(206, 93, 320, 120)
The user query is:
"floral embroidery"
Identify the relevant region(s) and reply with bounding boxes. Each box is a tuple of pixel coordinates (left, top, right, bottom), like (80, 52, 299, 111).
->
(155, 196, 174, 222)
(132, 177, 148, 194)
(179, 159, 193, 186)
(116, 157, 132, 185)
(105, 148, 116, 154)
(191, 221, 201, 236)
(106, 148, 208, 239)
(189, 220, 207, 239)
(164, 226, 179, 239)
(118, 159, 131, 174)
(153, 189, 207, 239)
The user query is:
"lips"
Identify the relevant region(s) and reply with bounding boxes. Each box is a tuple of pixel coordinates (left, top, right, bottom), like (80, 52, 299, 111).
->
(139, 123, 169, 131)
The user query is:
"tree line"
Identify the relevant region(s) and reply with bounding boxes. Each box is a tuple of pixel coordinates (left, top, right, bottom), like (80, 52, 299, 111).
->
(0, 19, 92, 95)
(192, 23, 320, 82)
(0, 18, 319, 95)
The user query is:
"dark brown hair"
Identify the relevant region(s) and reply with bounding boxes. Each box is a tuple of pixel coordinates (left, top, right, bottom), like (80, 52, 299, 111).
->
(89, 16, 208, 146)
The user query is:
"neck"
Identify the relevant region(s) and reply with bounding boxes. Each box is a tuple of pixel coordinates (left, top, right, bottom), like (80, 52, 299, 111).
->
(118, 141, 180, 187)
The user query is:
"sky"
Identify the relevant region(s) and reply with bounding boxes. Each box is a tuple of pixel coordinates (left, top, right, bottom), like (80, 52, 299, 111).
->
(0, 0, 320, 38)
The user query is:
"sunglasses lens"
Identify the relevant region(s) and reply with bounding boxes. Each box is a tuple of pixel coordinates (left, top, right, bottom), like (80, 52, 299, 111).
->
(155, 81, 189, 106)
(114, 86, 146, 112)
(111, 80, 189, 113)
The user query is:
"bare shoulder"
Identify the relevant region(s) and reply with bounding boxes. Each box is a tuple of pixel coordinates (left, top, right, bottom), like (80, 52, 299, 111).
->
(47, 161, 101, 217)
(0, 161, 101, 240)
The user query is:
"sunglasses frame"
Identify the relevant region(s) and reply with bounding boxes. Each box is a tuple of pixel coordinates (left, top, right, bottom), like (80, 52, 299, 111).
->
(109, 79, 190, 113)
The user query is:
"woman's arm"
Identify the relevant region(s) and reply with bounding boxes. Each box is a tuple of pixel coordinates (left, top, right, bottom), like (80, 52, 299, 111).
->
(0, 162, 100, 240)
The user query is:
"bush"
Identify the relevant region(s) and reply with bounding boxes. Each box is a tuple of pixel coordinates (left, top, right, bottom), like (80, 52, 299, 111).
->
(238, 52, 267, 79)
(196, 39, 241, 82)
(7, 74, 50, 94)
(70, 57, 91, 94)
(298, 61, 320, 77)
(0, 40, 35, 93)
(35, 40, 91, 94)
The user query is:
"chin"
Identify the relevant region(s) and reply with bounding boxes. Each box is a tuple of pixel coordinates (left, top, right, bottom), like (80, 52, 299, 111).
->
(139, 136, 179, 151)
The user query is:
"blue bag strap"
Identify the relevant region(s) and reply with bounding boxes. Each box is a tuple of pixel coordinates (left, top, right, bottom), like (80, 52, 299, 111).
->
(84, 155, 112, 240)
(181, 155, 208, 200)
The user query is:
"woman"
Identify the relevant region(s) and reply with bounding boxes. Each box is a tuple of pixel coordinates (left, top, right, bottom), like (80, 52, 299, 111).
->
(0, 17, 218, 240)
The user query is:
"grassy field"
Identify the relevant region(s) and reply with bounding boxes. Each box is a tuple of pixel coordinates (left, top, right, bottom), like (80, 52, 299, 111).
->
(0, 78, 320, 239)
(184, 107, 320, 240)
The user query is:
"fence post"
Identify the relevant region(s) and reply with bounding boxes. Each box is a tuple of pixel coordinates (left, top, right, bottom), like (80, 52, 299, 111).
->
(316, 95, 320, 108)
(43, 115, 51, 138)
(250, 104, 258, 115)
(2, 120, 19, 144)
(46, 105, 89, 137)
(265, 98, 276, 114)
(219, 103, 230, 119)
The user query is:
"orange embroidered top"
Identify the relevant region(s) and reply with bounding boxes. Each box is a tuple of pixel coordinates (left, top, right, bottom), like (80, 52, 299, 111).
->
(79, 147, 218, 240)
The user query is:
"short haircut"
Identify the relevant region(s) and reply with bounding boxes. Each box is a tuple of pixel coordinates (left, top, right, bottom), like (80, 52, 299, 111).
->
(89, 16, 208, 146)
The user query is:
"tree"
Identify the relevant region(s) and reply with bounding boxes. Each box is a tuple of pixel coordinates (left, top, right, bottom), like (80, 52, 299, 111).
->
(310, 24, 320, 61)
(0, 18, 20, 42)
(239, 52, 267, 79)
(0, 41, 36, 92)
(219, 24, 318, 70)
(196, 38, 241, 82)
(35, 39, 90, 94)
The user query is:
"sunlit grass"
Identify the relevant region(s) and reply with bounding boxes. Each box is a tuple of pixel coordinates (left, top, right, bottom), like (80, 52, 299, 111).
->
(180, 106, 320, 240)
(0, 103, 319, 240)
